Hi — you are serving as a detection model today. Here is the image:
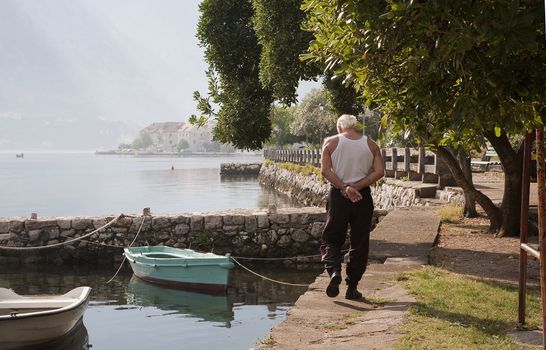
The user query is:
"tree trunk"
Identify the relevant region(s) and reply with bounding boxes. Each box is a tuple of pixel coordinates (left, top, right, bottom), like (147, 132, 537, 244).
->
(457, 149, 478, 217)
(484, 130, 524, 237)
(436, 147, 502, 232)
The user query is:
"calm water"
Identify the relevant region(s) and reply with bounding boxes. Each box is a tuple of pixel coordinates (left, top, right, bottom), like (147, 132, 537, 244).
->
(0, 263, 322, 349)
(0, 152, 297, 217)
(0, 152, 318, 349)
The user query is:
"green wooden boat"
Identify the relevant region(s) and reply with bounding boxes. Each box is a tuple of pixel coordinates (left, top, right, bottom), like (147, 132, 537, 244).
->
(123, 246, 234, 294)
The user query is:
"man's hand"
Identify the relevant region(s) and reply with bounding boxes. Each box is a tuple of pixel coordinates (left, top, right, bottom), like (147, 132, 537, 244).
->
(343, 186, 362, 203)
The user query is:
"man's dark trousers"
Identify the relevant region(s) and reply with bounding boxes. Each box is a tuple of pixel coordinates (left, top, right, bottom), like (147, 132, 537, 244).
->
(320, 186, 374, 287)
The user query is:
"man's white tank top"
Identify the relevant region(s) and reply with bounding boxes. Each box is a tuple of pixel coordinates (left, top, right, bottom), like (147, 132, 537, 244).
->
(331, 134, 374, 184)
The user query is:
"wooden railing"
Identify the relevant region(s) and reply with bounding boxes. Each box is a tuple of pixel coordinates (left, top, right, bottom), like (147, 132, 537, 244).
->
(263, 147, 454, 187)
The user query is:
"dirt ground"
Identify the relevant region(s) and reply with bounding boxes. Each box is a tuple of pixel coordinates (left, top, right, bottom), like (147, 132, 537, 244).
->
(431, 214, 540, 285)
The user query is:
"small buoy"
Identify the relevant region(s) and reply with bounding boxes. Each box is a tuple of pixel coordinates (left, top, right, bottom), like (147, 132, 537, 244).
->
(171, 165, 175, 171)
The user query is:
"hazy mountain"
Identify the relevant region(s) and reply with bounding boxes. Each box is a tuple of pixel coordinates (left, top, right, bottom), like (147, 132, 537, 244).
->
(0, 0, 207, 150)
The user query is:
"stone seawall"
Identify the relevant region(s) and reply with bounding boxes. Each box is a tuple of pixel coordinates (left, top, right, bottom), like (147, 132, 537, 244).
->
(0, 208, 387, 265)
(258, 162, 456, 210)
(220, 163, 262, 176)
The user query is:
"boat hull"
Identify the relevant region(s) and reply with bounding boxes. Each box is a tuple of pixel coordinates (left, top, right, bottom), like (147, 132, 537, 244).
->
(124, 246, 234, 294)
(0, 287, 90, 349)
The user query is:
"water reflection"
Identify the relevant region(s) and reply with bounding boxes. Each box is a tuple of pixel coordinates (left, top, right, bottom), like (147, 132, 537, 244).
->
(16, 319, 88, 350)
(126, 277, 234, 326)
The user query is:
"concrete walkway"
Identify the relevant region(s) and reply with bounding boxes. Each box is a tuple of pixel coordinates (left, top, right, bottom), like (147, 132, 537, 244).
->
(259, 207, 440, 350)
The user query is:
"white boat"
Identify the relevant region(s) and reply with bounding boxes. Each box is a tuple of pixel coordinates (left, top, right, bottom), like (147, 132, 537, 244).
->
(0, 286, 91, 349)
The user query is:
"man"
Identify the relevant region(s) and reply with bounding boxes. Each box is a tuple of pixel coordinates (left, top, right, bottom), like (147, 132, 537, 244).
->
(320, 114, 384, 300)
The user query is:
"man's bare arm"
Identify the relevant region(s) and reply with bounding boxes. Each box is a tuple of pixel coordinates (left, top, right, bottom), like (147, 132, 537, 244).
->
(351, 140, 385, 190)
(321, 137, 346, 190)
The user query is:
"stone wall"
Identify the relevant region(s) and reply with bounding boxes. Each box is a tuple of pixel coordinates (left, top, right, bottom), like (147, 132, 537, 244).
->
(259, 162, 446, 210)
(0, 208, 387, 265)
(220, 163, 262, 176)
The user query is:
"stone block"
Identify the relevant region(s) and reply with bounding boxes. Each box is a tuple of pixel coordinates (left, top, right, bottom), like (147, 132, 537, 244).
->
(172, 215, 190, 224)
(223, 226, 239, 236)
(310, 222, 324, 238)
(0, 222, 9, 233)
(28, 229, 42, 242)
(0, 233, 10, 241)
(25, 220, 57, 231)
(57, 220, 71, 230)
(292, 229, 309, 243)
(190, 216, 204, 231)
(204, 215, 223, 231)
(9, 220, 25, 233)
(152, 217, 170, 230)
(174, 224, 190, 235)
(223, 215, 245, 226)
(48, 227, 60, 239)
(269, 214, 290, 225)
(72, 219, 93, 230)
(244, 216, 257, 233)
(256, 214, 269, 229)
(93, 219, 107, 230)
(277, 235, 292, 247)
(130, 217, 151, 233)
(61, 229, 76, 238)
(115, 217, 134, 228)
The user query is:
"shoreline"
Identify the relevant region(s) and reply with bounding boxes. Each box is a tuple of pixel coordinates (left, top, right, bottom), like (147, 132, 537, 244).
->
(95, 150, 262, 157)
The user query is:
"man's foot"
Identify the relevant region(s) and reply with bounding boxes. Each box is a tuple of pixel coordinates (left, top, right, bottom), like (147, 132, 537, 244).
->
(326, 271, 342, 297)
(345, 287, 363, 300)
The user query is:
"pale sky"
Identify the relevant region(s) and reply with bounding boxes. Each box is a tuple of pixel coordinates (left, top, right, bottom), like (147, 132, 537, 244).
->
(0, 0, 318, 149)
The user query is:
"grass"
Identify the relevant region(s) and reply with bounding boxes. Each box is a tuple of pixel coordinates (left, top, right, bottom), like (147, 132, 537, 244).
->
(394, 267, 542, 350)
(264, 160, 323, 180)
(436, 204, 464, 223)
(257, 335, 275, 346)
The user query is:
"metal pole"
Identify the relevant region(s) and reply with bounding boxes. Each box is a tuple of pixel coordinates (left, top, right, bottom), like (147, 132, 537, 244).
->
(535, 127, 546, 348)
(518, 132, 532, 327)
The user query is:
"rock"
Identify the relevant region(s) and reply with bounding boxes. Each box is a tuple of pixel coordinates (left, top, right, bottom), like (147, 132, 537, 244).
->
(72, 219, 93, 230)
(269, 214, 290, 225)
(6, 222, 27, 236)
(204, 215, 223, 231)
(245, 216, 257, 233)
(25, 220, 57, 231)
(257, 214, 269, 228)
(172, 215, 190, 224)
(224, 215, 245, 226)
(48, 228, 60, 239)
(0, 233, 10, 241)
(174, 224, 190, 235)
(190, 216, 204, 231)
(57, 220, 71, 230)
(292, 229, 309, 243)
(28, 229, 42, 242)
(61, 229, 76, 238)
(93, 219, 107, 230)
(0, 222, 9, 233)
(152, 217, 170, 230)
(277, 235, 292, 247)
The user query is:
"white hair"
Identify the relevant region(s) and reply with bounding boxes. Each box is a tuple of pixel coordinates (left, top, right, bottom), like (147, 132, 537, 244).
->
(336, 114, 357, 130)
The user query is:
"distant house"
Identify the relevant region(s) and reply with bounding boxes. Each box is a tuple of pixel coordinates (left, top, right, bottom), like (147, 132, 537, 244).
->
(142, 122, 185, 152)
(178, 123, 215, 152)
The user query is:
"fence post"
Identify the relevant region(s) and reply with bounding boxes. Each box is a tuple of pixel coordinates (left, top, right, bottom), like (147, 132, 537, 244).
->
(392, 148, 398, 178)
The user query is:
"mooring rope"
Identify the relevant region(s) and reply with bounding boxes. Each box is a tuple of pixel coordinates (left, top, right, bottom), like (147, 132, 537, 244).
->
(0, 214, 124, 251)
(106, 216, 147, 284)
(230, 256, 310, 287)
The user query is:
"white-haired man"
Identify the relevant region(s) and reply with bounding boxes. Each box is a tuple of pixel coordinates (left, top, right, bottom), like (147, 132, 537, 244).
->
(320, 114, 384, 299)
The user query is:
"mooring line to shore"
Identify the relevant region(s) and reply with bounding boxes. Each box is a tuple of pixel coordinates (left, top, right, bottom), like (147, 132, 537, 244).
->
(230, 256, 311, 287)
(0, 214, 124, 251)
(106, 216, 147, 284)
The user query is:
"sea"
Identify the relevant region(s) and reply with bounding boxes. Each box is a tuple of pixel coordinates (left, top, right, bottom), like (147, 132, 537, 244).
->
(0, 152, 321, 350)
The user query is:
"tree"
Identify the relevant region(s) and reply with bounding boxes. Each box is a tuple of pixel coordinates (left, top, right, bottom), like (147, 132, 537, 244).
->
(290, 88, 338, 145)
(268, 105, 303, 147)
(177, 139, 189, 152)
(302, 0, 546, 234)
(131, 132, 153, 150)
(193, 0, 273, 150)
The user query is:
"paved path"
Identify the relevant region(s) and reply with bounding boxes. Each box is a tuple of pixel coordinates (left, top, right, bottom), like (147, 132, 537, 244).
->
(259, 207, 440, 350)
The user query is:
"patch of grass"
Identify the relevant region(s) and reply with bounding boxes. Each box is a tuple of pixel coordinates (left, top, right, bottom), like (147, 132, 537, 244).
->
(257, 335, 275, 346)
(436, 205, 463, 223)
(263, 159, 273, 167)
(265, 161, 323, 180)
(322, 322, 348, 331)
(394, 267, 541, 350)
(367, 297, 397, 306)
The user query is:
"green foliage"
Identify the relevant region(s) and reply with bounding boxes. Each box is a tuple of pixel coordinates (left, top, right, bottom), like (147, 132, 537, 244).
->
(251, 0, 320, 104)
(265, 160, 323, 179)
(290, 88, 338, 144)
(323, 74, 363, 116)
(177, 138, 189, 151)
(302, 0, 546, 149)
(117, 143, 132, 150)
(268, 105, 304, 147)
(195, 0, 273, 150)
(131, 131, 153, 150)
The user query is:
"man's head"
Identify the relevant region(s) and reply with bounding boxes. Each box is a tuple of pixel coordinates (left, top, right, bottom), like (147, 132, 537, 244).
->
(337, 114, 357, 133)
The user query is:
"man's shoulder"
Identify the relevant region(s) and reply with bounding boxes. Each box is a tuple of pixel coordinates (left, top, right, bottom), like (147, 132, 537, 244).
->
(366, 137, 380, 152)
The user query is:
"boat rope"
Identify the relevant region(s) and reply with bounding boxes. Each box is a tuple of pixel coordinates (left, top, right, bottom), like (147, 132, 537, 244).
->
(106, 216, 147, 284)
(231, 249, 349, 261)
(0, 214, 123, 251)
(230, 256, 310, 287)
